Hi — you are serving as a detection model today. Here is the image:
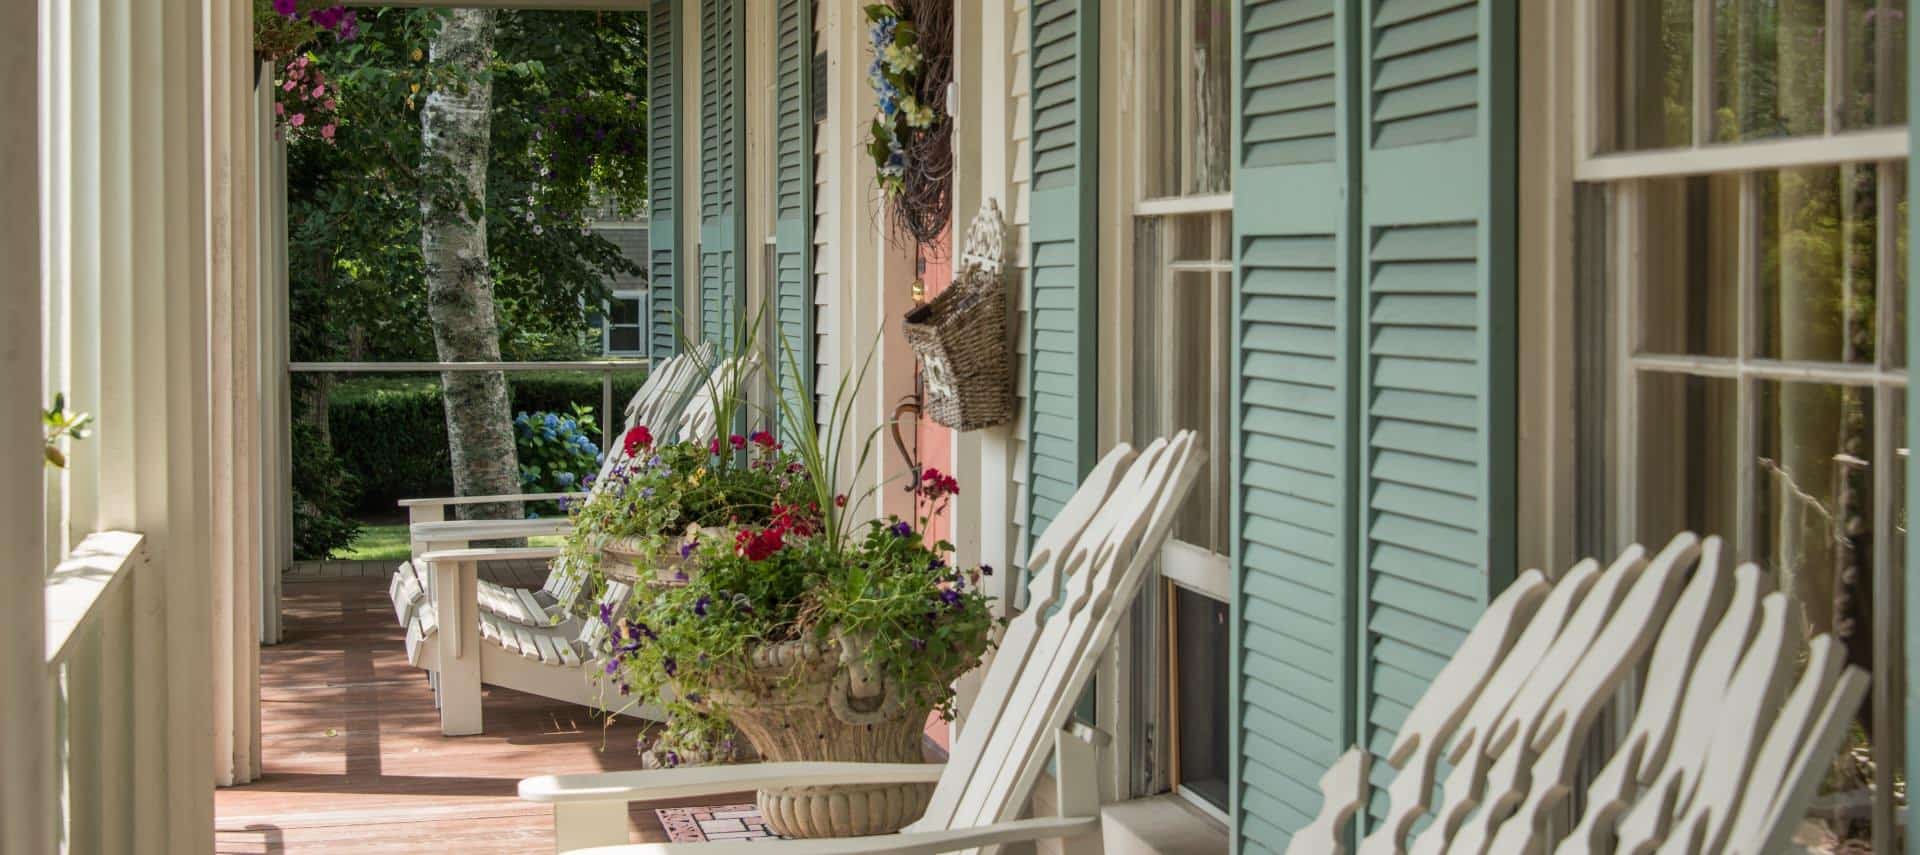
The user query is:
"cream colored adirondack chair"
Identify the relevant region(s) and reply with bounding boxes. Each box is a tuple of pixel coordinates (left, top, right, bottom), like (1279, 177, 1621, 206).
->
(513, 430, 1207, 854)
(1286, 532, 1870, 855)
(403, 542, 652, 735)
(389, 345, 720, 630)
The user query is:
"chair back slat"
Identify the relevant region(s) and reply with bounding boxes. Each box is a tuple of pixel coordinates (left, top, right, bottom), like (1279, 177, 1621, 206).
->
(1408, 558, 1605, 855)
(913, 442, 1140, 831)
(1610, 564, 1770, 851)
(1302, 534, 1870, 855)
(1481, 535, 1701, 853)
(950, 433, 1203, 834)
(1557, 540, 1734, 855)
(1356, 568, 1550, 855)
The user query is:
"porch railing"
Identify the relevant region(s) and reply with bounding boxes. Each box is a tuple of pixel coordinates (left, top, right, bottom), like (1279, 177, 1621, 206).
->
(287, 359, 652, 451)
(44, 531, 161, 854)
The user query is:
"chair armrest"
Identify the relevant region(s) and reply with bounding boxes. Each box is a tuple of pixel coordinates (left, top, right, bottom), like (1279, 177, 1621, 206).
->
(399, 492, 586, 508)
(418, 546, 563, 564)
(518, 762, 945, 805)
(561, 816, 1097, 855)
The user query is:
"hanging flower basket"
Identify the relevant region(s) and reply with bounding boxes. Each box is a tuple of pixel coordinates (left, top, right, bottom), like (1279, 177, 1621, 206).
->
(902, 200, 1012, 430)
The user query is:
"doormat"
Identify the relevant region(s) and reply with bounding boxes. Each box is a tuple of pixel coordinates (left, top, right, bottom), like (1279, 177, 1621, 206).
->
(655, 804, 779, 843)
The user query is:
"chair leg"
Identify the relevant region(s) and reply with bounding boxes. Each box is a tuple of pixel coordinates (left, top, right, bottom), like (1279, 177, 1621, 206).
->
(1054, 723, 1106, 855)
(433, 558, 483, 735)
(552, 801, 629, 853)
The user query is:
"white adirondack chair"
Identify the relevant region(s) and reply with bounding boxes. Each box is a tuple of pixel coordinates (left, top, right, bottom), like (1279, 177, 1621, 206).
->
(513, 430, 1207, 854)
(1286, 531, 1871, 855)
(402, 542, 656, 735)
(389, 345, 722, 630)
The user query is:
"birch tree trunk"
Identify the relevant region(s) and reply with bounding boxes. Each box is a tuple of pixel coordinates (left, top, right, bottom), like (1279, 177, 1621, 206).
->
(420, 9, 522, 521)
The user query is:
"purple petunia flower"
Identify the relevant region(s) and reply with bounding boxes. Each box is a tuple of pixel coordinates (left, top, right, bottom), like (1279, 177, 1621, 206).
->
(663, 656, 677, 676)
(940, 588, 963, 608)
(679, 542, 695, 559)
(604, 659, 620, 676)
(599, 602, 614, 626)
(694, 596, 710, 617)
(891, 521, 913, 538)
(272, 0, 297, 17)
(980, 564, 994, 576)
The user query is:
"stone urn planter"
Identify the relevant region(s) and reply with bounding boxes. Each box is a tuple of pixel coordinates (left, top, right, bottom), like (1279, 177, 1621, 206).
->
(599, 528, 730, 587)
(705, 632, 940, 838)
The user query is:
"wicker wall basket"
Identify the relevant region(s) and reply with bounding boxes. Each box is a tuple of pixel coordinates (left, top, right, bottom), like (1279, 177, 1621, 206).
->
(902, 200, 1012, 431)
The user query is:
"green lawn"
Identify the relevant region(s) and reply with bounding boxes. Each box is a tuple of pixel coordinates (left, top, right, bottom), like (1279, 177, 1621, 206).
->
(338, 522, 566, 562)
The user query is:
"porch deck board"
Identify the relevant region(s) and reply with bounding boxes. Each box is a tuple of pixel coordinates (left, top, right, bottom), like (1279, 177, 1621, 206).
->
(216, 572, 736, 853)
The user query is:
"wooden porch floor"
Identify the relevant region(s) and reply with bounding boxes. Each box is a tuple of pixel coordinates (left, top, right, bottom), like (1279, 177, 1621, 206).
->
(215, 565, 744, 853)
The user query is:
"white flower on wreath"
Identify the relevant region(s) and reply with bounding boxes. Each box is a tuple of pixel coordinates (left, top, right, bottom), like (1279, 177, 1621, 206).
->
(903, 98, 936, 129)
(883, 42, 921, 75)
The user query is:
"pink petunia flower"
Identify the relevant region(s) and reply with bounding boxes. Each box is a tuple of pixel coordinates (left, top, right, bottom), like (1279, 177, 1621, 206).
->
(289, 113, 306, 127)
(320, 123, 336, 140)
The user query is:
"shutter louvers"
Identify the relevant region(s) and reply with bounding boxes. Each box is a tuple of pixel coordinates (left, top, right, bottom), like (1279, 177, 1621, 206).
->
(699, 0, 746, 350)
(772, 0, 814, 433)
(1022, 0, 1099, 550)
(1356, 0, 1516, 828)
(646, 0, 683, 361)
(1231, 0, 1359, 848)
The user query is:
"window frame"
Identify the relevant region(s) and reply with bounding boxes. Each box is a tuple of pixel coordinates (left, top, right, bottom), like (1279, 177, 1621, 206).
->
(1108, 0, 1235, 823)
(1572, 2, 1910, 848)
(602, 288, 649, 357)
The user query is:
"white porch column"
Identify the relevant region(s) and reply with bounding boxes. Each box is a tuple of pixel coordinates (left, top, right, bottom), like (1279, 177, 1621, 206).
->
(2, 0, 50, 851)
(206, 0, 263, 787)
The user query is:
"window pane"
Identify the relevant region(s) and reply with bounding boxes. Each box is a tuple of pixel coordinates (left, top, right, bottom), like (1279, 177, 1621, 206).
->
(1639, 175, 1741, 357)
(608, 326, 641, 353)
(1173, 586, 1230, 811)
(1635, 373, 1743, 543)
(610, 297, 641, 326)
(1841, 0, 1909, 130)
(1894, 161, 1909, 367)
(1614, 0, 1694, 151)
(1170, 271, 1216, 550)
(1753, 380, 1897, 848)
(1757, 166, 1880, 365)
(1188, 0, 1231, 195)
(1712, 0, 1827, 142)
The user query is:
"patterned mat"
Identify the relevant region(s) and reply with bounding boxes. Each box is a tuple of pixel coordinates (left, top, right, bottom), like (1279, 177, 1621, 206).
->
(655, 804, 779, 843)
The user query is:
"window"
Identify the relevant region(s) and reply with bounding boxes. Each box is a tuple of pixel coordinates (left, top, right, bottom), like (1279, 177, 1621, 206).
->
(1583, 3, 1908, 848)
(604, 290, 646, 355)
(1123, 0, 1233, 818)
(1130, 211, 1232, 817)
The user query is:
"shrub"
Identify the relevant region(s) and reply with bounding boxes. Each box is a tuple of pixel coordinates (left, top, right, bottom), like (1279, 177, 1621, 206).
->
(292, 419, 362, 559)
(515, 405, 603, 514)
(327, 369, 646, 514)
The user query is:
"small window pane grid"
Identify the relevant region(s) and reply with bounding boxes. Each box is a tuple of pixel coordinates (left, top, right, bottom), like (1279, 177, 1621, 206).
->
(605, 292, 647, 355)
(1129, 210, 1233, 817)
(1605, 0, 1908, 155)
(1140, 0, 1232, 201)
(1604, 165, 1908, 851)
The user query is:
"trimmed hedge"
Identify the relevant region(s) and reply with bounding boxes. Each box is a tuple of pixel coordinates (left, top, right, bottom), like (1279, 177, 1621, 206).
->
(329, 369, 648, 514)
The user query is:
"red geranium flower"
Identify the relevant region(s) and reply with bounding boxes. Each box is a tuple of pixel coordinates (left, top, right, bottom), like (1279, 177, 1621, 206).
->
(749, 430, 777, 448)
(622, 425, 654, 456)
(728, 434, 748, 451)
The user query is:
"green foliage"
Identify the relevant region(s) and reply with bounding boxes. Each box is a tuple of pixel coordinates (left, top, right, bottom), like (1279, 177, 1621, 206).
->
(602, 513, 995, 750)
(326, 371, 646, 512)
(292, 420, 363, 558)
(42, 393, 93, 470)
(287, 8, 649, 364)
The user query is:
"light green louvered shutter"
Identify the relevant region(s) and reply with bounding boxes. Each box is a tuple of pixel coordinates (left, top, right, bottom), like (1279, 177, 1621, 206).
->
(1229, 0, 1359, 848)
(1023, 0, 1099, 548)
(771, 0, 814, 431)
(646, 0, 683, 362)
(1355, 0, 1516, 828)
(699, 0, 745, 349)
